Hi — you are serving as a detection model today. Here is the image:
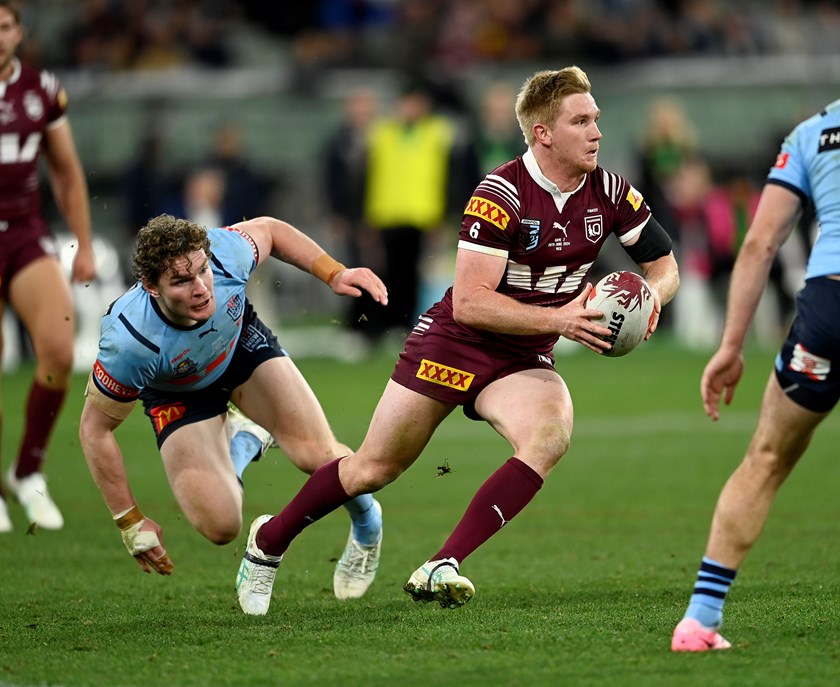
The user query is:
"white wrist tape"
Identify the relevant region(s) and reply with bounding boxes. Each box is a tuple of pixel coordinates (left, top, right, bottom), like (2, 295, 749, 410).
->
(120, 519, 162, 556)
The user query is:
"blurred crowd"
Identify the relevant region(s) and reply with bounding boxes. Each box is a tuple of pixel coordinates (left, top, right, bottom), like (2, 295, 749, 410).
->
(17, 0, 840, 75)
(5, 0, 822, 365)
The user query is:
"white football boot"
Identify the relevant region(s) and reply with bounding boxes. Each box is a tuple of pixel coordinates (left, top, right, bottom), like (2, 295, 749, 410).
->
(236, 514, 282, 615)
(0, 496, 12, 533)
(6, 467, 64, 530)
(333, 499, 382, 600)
(404, 557, 475, 609)
(227, 405, 276, 458)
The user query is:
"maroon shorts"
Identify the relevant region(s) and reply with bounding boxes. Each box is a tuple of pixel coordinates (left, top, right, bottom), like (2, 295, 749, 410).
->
(391, 310, 558, 421)
(0, 215, 57, 299)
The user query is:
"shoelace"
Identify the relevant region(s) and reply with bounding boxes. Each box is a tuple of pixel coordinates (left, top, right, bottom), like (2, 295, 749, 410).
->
(339, 542, 378, 580)
(248, 561, 277, 594)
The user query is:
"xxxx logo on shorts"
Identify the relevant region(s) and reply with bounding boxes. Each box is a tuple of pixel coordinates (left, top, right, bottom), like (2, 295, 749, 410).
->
(151, 402, 187, 434)
(465, 196, 510, 230)
(416, 359, 475, 391)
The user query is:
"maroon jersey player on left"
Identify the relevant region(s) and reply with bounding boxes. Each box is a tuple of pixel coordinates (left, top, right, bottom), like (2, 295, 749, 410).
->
(0, 0, 96, 533)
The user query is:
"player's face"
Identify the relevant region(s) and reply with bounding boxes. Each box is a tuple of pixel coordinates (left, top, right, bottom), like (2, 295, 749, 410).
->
(147, 250, 216, 326)
(546, 92, 602, 176)
(0, 8, 22, 79)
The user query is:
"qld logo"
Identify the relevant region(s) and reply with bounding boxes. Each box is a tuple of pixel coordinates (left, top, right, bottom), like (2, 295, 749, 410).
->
(520, 219, 540, 251)
(585, 215, 603, 243)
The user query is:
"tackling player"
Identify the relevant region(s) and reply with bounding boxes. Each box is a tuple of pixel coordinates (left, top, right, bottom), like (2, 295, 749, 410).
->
(672, 100, 840, 651)
(0, 0, 96, 532)
(79, 214, 388, 603)
(235, 66, 680, 615)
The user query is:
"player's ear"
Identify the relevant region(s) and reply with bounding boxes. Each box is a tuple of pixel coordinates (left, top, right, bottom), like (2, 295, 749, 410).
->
(141, 277, 159, 298)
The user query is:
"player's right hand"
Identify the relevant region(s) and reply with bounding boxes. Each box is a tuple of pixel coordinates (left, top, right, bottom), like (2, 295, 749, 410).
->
(115, 506, 174, 575)
(700, 347, 745, 421)
(557, 283, 613, 354)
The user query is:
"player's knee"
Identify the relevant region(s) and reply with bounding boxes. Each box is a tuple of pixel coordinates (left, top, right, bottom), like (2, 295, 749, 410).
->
(346, 459, 399, 494)
(36, 341, 74, 379)
(199, 519, 242, 545)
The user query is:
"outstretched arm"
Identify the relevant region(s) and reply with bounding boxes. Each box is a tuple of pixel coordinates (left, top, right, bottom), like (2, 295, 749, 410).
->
(233, 216, 388, 304)
(79, 384, 173, 575)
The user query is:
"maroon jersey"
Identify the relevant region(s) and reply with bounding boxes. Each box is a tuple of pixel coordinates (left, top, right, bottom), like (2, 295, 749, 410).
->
(433, 148, 652, 353)
(0, 59, 68, 220)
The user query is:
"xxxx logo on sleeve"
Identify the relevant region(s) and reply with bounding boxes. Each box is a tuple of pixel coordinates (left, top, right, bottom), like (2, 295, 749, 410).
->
(416, 359, 475, 391)
(465, 196, 510, 231)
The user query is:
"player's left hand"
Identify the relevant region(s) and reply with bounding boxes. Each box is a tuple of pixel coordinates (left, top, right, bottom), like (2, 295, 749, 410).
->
(331, 267, 389, 305)
(644, 287, 663, 340)
(71, 243, 97, 283)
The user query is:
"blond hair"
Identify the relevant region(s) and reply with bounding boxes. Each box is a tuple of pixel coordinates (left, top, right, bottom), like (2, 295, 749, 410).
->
(515, 66, 592, 147)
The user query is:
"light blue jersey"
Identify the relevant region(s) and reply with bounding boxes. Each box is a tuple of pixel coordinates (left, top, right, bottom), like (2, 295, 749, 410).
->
(91, 226, 259, 402)
(767, 98, 840, 279)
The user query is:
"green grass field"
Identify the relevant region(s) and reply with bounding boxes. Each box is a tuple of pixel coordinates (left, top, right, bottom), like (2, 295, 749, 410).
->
(1, 340, 838, 687)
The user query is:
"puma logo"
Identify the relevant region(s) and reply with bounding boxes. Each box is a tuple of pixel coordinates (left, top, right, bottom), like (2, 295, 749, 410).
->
(553, 221, 570, 238)
(199, 321, 219, 338)
(492, 504, 509, 528)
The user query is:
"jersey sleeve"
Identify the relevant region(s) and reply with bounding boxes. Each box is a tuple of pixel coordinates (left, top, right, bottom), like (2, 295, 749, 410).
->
(91, 319, 157, 403)
(209, 226, 259, 283)
(458, 168, 521, 258)
(766, 124, 811, 202)
(604, 170, 652, 246)
(40, 70, 68, 129)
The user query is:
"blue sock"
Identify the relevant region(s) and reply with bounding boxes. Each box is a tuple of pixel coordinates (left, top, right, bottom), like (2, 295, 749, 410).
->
(230, 431, 263, 480)
(684, 556, 737, 629)
(342, 493, 381, 546)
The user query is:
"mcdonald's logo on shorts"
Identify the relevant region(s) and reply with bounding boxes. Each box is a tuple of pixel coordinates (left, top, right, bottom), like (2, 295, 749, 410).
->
(416, 359, 475, 391)
(151, 402, 187, 434)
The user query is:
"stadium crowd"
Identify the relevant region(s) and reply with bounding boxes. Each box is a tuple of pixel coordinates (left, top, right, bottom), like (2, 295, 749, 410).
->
(17, 0, 840, 74)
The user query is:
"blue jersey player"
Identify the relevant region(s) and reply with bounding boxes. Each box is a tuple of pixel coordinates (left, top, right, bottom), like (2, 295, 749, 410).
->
(672, 100, 840, 651)
(79, 214, 388, 611)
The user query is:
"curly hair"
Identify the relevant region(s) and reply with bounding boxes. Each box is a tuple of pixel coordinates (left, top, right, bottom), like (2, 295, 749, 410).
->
(132, 214, 212, 284)
(515, 66, 592, 147)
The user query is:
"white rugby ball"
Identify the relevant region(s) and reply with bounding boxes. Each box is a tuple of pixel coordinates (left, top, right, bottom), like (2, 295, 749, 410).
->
(587, 271, 655, 357)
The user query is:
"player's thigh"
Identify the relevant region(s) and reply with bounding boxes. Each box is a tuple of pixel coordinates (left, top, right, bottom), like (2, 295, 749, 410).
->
(160, 414, 243, 543)
(475, 368, 573, 477)
(751, 373, 828, 467)
(8, 257, 74, 358)
(231, 356, 344, 469)
(343, 380, 453, 491)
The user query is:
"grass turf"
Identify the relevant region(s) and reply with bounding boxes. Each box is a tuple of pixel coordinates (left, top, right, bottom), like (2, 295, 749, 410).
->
(1, 339, 838, 686)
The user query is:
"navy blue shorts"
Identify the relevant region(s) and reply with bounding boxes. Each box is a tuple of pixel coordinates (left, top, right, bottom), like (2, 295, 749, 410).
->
(139, 303, 288, 447)
(774, 276, 840, 413)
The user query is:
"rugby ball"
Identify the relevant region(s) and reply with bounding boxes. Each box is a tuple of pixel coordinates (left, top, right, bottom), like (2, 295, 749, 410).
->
(588, 271, 655, 357)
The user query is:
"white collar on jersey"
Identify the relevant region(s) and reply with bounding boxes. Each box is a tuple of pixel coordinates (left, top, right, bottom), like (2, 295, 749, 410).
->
(523, 148, 586, 198)
(0, 58, 21, 86)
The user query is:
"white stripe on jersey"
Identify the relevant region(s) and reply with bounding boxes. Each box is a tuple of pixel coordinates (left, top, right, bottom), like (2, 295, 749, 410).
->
(617, 216, 650, 244)
(477, 174, 520, 213)
(39, 71, 59, 98)
(457, 240, 509, 259)
(601, 169, 623, 205)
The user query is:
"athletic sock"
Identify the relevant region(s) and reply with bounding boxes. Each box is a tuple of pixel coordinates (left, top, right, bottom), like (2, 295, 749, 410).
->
(15, 382, 66, 477)
(256, 457, 351, 556)
(342, 493, 381, 546)
(432, 457, 543, 564)
(684, 556, 737, 629)
(230, 431, 264, 481)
